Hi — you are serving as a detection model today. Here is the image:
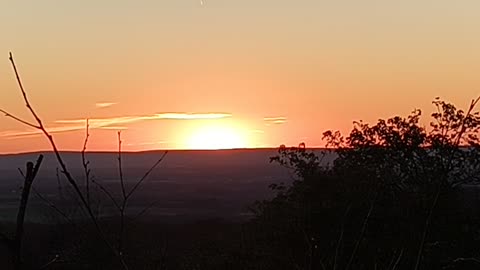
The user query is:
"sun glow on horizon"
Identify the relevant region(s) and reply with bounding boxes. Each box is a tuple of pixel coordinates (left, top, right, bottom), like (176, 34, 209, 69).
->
(186, 124, 248, 150)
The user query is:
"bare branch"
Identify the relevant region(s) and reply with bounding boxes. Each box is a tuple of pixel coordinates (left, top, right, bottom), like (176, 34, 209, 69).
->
(39, 254, 60, 270)
(117, 132, 127, 255)
(9, 52, 45, 128)
(91, 179, 122, 212)
(17, 168, 25, 179)
(82, 119, 91, 206)
(453, 96, 480, 147)
(118, 131, 127, 200)
(391, 249, 404, 270)
(16, 165, 79, 229)
(451, 257, 480, 265)
(132, 199, 160, 222)
(31, 187, 78, 228)
(14, 155, 43, 270)
(56, 167, 63, 200)
(0, 109, 40, 129)
(126, 151, 168, 200)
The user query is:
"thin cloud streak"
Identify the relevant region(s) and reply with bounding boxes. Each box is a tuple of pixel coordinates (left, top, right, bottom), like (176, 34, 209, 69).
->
(1, 125, 89, 138)
(264, 116, 287, 125)
(95, 102, 117, 108)
(1, 125, 128, 139)
(56, 113, 232, 125)
(0, 112, 232, 139)
(97, 126, 128, 130)
(156, 113, 231, 120)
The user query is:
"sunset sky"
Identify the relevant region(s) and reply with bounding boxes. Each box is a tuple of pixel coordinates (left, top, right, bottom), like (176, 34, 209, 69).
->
(1, 0, 479, 153)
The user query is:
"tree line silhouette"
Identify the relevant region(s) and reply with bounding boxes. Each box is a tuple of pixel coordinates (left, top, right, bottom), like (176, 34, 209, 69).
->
(247, 97, 480, 270)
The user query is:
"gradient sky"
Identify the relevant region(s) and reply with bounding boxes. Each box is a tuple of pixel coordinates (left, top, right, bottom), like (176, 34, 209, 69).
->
(1, 0, 479, 153)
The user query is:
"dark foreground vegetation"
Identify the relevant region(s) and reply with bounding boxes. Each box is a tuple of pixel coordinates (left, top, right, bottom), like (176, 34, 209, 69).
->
(1, 54, 480, 269)
(1, 97, 479, 270)
(246, 97, 480, 270)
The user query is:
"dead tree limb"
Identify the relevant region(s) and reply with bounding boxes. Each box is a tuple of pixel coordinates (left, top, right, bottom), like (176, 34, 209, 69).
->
(14, 154, 44, 270)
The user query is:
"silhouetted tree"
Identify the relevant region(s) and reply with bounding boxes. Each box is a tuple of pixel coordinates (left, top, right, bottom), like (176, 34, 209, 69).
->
(250, 97, 480, 270)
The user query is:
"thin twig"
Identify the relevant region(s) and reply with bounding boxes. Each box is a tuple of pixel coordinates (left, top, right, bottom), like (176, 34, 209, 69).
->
(345, 194, 377, 270)
(391, 248, 404, 270)
(132, 200, 160, 222)
(91, 179, 122, 212)
(17, 168, 25, 179)
(386, 249, 398, 270)
(118, 131, 127, 200)
(126, 151, 168, 200)
(56, 167, 63, 200)
(451, 257, 480, 265)
(82, 119, 91, 207)
(117, 131, 127, 255)
(39, 255, 60, 270)
(31, 186, 78, 229)
(9, 52, 45, 127)
(0, 109, 40, 129)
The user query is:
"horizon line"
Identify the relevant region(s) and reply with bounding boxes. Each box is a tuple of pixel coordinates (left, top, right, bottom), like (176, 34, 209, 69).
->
(0, 146, 329, 156)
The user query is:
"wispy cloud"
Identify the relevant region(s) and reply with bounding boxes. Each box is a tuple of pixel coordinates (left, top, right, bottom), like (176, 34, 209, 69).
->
(1, 125, 128, 139)
(97, 126, 128, 130)
(0, 112, 232, 139)
(154, 113, 231, 120)
(1, 125, 89, 138)
(264, 116, 287, 125)
(95, 102, 117, 109)
(56, 113, 232, 126)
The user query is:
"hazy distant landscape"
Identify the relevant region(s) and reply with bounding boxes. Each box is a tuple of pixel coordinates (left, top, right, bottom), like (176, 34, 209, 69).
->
(0, 149, 332, 223)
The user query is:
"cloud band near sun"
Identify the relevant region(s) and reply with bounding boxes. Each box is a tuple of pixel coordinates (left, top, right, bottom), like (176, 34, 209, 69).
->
(56, 113, 232, 124)
(1, 112, 232, 138)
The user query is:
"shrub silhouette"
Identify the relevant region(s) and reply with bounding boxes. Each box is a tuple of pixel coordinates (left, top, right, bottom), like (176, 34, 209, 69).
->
(250, 97, 480, 270)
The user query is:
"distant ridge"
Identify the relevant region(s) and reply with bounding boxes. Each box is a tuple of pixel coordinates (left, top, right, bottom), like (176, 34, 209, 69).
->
(0, 147, 329, 157)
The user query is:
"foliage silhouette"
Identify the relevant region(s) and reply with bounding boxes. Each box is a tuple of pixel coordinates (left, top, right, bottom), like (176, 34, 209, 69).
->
(250, 97, 480, 270)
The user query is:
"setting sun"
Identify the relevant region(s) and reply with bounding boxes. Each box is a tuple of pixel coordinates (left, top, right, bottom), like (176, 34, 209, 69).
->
(186, 124, 247, 150)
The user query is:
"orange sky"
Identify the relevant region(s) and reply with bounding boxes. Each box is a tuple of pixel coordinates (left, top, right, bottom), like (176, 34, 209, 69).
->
(1, 0, 479, 153)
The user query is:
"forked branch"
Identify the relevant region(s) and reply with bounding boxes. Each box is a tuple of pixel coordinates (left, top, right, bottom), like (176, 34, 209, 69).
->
(3, 52, 129, 270)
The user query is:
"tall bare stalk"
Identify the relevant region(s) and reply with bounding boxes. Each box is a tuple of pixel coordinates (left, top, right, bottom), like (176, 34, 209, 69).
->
(0, 53, 171, 269)
(82, 119, 91, 207)
(13, 155, 44, 270)
(1, 52, 128, 269)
